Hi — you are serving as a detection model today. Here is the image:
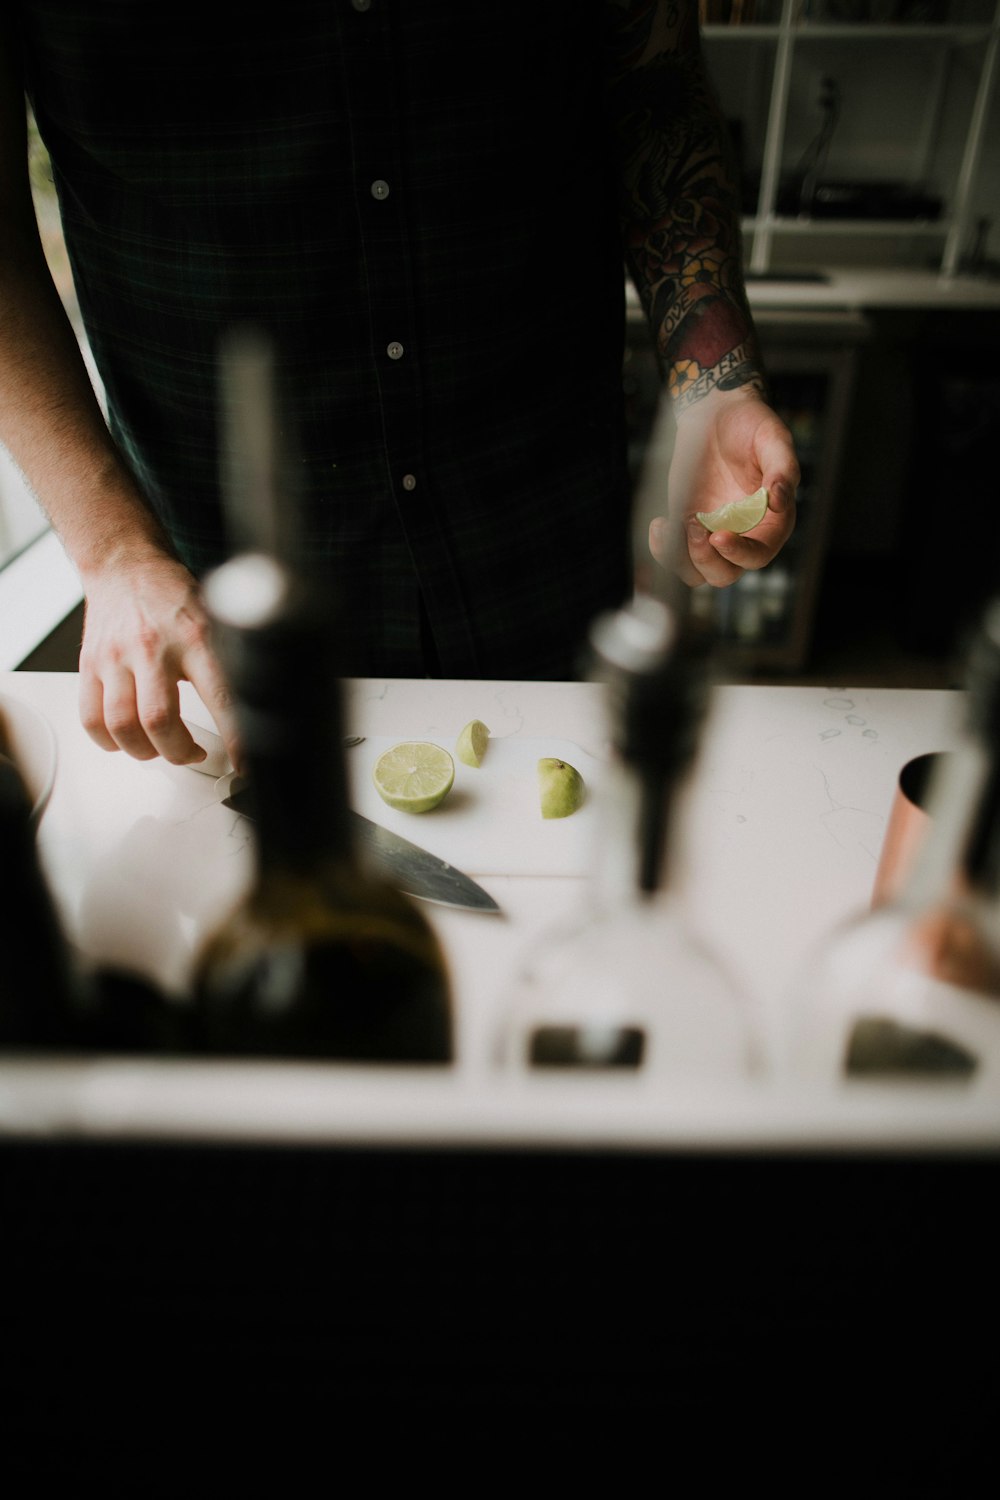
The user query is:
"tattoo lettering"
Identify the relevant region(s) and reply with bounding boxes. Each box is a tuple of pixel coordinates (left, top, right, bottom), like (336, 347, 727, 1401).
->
(669, 338, 765, 412)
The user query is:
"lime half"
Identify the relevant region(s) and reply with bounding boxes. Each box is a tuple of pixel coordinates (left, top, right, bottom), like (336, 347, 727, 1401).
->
(456, 718, 490, 767)
(696, 485, 768, 534)
(373, 741, 455, 814)
(538, 757, 585, 819)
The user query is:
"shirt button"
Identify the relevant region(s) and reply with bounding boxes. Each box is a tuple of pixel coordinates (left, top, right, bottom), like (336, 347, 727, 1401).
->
(401, 474, 417, 491)
(370, 179, 390, 200)
(386, 341, 404, 360)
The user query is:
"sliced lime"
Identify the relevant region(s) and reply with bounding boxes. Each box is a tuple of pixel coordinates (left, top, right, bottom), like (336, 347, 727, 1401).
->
(696, 485, 768, 534)
(456, 718, 490, 768)
(373, 741, 455, 814)
(538, 757, 585, 819)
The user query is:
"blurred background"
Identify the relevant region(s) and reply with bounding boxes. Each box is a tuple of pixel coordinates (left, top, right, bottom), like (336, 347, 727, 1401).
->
(4, 0, 999, 685)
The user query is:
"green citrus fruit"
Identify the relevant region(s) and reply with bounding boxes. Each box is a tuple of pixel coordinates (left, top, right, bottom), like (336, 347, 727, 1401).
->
(456, 718, 490, 767)
(696, 485, 768, 534)
(538, 757, 585, 819)
(373, 741, 455, 813)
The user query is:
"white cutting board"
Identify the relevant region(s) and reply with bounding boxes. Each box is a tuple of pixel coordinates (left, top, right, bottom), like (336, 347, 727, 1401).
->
(348, 735, 607, 878)
(176, 685, 606, 880)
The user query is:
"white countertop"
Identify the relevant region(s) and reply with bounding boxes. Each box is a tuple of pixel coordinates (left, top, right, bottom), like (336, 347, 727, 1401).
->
(2, 670, 997, 1151)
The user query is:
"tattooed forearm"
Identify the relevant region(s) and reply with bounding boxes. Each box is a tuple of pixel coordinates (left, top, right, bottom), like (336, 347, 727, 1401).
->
(606, 0, 765, 407)
(669, 338, 764, 413)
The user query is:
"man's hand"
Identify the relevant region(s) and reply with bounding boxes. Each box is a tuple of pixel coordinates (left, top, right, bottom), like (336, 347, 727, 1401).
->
(3, 27, 239, 768)
(78, 552, 240, 771)
(607, 1, 799, 590)
(648, 387, 799, 588)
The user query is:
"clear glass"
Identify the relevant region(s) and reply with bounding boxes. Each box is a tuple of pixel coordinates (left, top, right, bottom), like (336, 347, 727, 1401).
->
(785, 729, 1000, 1089)
(496, 894, 757, 1081)
(495, 758, 760, 1082)
(786, 897, 1000, 1090)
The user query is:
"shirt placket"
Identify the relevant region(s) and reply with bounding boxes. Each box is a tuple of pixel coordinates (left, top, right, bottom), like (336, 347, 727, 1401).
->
(341, 0, 479, 672)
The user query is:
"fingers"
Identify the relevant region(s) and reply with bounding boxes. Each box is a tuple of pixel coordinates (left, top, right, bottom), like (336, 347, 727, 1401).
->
(651, 391, 800, 592)
(650, 515, 741, 587)
(649, 515, 703, 585)
(80, 623, 241, 772)
(649, 501, 793, 590)
(701, 485, 797, 577)
(184, 638, 243, 775)
(757, 418, 802, 508)
(78, 668, 121, 754)
(80, 663, 206, 765)
(75, 557, 245, 767)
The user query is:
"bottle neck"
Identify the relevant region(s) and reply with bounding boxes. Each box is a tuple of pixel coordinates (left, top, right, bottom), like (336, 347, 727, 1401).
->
(239, 694, 354, 874)
(587, 600, 709, 908)
(948, 603, 1000, 905)
(591, 751, 690, 910)
(962, 753, 1000, 898)
(209, 556, 355, 876)
(885, 610, 1000, 999)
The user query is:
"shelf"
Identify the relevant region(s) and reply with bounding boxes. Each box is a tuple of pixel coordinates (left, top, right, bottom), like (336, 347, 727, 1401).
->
(743, 216, 950, 234)
(702, 22, 785, 34)
(792, 21, 993, 37)
(722, 0, 1000, 277)
(703, 22, 993, 38)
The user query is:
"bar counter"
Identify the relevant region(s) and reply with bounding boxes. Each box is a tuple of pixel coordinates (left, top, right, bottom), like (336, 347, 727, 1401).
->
(3, 671, 997, 1464)
(2, 669, 996, 1151)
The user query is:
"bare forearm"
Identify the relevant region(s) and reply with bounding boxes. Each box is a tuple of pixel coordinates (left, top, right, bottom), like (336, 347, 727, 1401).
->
(0, 27, 174, 585)
(0, 245, 177, 576)
(607, 0, 763, 410)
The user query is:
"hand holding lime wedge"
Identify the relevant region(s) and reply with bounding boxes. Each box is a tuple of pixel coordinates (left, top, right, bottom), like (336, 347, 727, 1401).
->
(696, 485, 768, 535)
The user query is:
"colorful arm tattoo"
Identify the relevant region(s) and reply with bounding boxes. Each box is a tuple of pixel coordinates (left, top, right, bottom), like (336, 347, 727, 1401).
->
(606, 0, 765, 410)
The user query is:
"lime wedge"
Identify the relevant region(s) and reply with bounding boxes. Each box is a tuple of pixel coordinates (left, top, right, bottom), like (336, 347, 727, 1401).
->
(538, 757, 585, 819)
(696, 485, 768, 534)
(456, 718, 490, 767)
(373, 741, 455, 813)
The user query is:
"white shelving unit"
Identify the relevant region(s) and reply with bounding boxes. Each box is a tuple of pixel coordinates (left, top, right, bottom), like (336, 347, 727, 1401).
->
(703, 0, 1000, 275)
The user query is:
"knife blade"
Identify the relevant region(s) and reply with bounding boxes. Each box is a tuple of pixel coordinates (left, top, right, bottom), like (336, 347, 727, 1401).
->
(220, 778, 501, 913)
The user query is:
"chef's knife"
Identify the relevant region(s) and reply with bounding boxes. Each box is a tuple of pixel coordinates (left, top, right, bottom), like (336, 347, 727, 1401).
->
(182, 717, 501, 912)
(221, 777, 501, 914)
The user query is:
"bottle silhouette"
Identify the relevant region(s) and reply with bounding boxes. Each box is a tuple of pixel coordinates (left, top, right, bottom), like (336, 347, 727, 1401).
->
(0, 717, 177, 1052)
(0, 718, 79, 1048)
(497, 594, 758, 1081)
(191, 330, 452, 1061)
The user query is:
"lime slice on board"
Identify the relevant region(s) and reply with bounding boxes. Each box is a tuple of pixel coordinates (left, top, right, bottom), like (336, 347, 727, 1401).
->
(538, 757, 585, 819)
(695, 486, 768, 534)
(373, 741, 455, 813)
(456, 719, 490, 767)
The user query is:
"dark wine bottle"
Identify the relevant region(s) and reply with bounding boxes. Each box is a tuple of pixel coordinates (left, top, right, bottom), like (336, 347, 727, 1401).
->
(190, 328, 452, 1061)
(0, 718, 79, 1047)
(192, 552, 453, 1061)
(1, 709, 191, 1053)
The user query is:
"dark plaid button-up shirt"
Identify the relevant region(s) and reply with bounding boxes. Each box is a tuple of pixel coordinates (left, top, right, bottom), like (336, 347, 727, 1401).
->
(15, 0, 633, 677)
